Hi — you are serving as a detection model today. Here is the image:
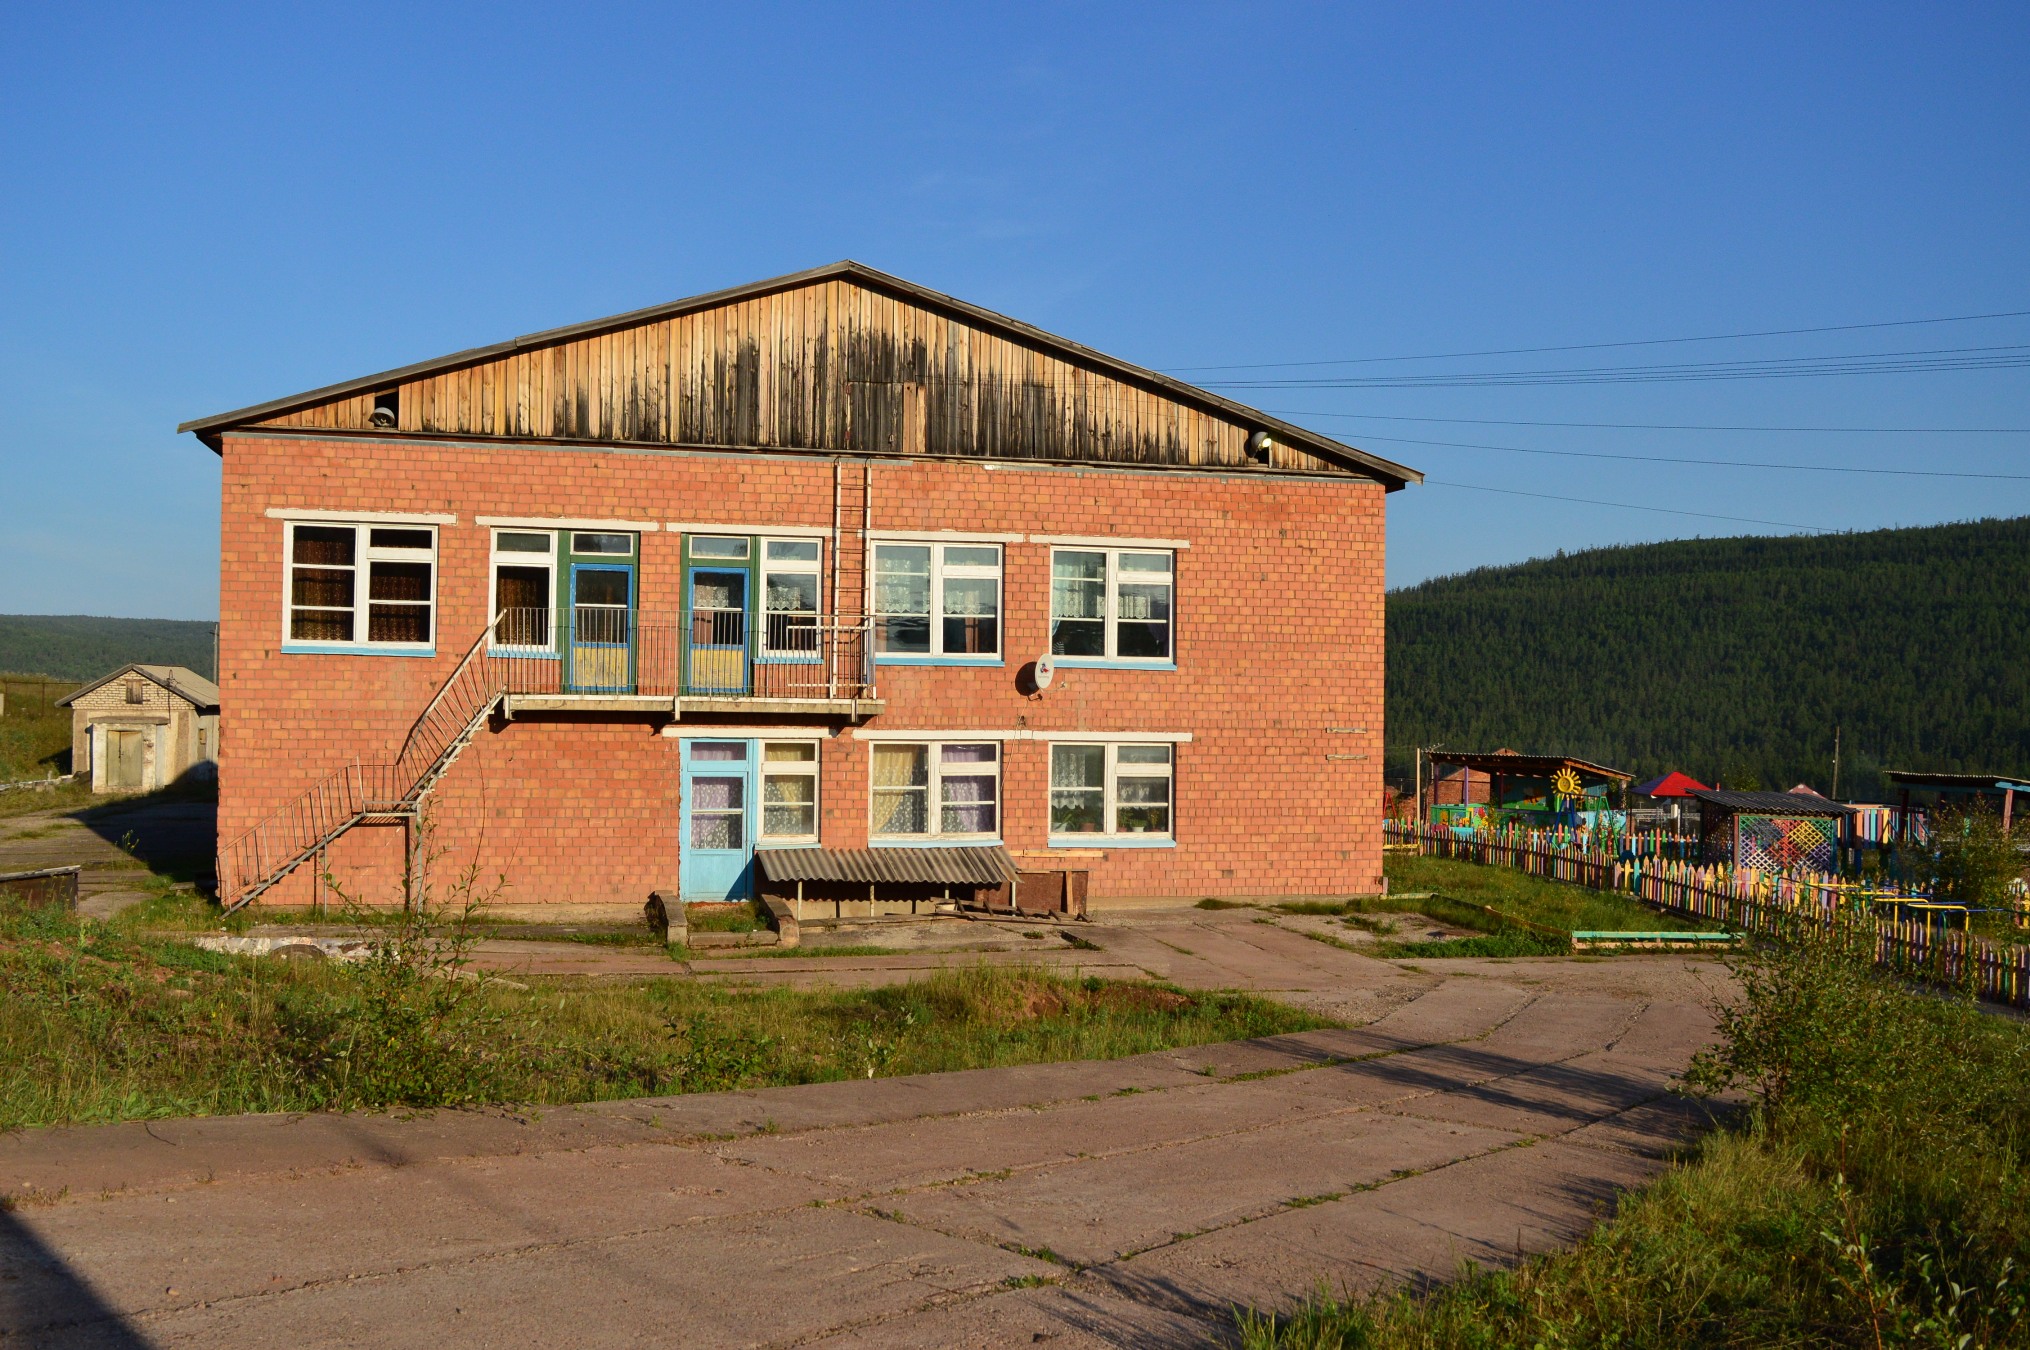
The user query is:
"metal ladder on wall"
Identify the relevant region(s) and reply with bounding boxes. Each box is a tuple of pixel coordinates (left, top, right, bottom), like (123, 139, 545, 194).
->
(214, 622, 508, 912)
(832, 458, 873, 688)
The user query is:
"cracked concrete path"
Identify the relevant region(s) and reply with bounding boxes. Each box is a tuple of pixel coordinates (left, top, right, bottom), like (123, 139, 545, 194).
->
(0, 924, 1733, 1349)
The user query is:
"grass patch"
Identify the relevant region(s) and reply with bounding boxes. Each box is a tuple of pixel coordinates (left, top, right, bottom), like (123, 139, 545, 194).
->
(0, 897, 1327, 1131)
(1196, 898, 1251, 910)
(1237, 931, 2030, 1347)
(0, 776, 96, 820)
(0, 674, 77, 783)
(1368, 931, 1572, 959)
(1383, 854, 1712, 934)
(684, 900, 763, 934)
(698, 943, 910, 960)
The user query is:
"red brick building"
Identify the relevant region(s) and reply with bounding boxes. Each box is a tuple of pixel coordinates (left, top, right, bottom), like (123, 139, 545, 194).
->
(182, 264, 1419, 917)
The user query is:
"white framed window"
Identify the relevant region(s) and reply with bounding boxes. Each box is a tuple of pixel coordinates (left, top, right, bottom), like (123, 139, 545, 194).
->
(1050, 743, 1174, 840)
(760, 741, 821, 842)
(489, 530, 555, 650)
(870, 741, 1000, 839)
(761, 538, 822, 656)
(872, 542, 1002, 660)
(1050, 548, 1173, 663)
(285, 521, 437, 651)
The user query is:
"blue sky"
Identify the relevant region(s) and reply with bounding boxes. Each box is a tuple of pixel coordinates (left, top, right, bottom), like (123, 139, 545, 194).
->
(2, 3, 2025, 620)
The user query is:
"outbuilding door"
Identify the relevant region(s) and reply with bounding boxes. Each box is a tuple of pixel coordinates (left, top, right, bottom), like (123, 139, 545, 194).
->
(106, 729, 144, 790)
(681, 739, 755, 901)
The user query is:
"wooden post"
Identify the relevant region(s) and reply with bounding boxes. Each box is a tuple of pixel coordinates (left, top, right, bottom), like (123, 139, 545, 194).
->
(2003, 787, 2015, 834)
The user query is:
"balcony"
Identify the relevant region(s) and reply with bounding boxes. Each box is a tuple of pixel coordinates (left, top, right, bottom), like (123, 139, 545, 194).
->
(487, 608, 881, 720)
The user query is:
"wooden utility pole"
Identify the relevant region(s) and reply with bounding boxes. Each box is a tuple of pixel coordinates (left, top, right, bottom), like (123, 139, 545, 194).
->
(1831, 725, 1842, 800)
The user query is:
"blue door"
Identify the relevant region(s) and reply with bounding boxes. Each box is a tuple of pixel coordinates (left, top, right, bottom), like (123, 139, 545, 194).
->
(681, 739, 755, 901)
(686, 568, 750, 694)
(567, 564, 634, 693)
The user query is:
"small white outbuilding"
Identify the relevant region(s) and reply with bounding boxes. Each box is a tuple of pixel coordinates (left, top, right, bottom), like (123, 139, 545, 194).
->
(57, 664, 220, 793)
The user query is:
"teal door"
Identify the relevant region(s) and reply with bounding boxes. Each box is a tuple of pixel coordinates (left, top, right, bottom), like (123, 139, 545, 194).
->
(687, 568, 750, 694)
(566, 564, 634, 693)
(681, 739, 755, 901)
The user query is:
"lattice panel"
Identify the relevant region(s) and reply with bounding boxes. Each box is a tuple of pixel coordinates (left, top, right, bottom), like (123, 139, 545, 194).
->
(1736, 814, 1840, 872)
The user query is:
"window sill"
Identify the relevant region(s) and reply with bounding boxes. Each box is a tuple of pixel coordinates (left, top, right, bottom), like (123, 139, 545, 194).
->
(489, 648, 559, 660)
(870, 836, 1004, 848)
(281, 643, 438, 658)
(1049, 834, 1176, 849)
(757, 653, 824, 665)
(1049, 658, 1175, 671)
(874, 655, 1005, 668)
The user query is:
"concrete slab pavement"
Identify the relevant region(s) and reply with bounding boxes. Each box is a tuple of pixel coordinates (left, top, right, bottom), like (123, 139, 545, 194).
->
(1, 915, 1737, 1347)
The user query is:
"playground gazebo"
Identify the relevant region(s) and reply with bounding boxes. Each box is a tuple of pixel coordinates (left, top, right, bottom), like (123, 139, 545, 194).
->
(1884, 770, 2030, 838)
(1423, 750, 1632, 831)
(1689, 788, 1854, 872)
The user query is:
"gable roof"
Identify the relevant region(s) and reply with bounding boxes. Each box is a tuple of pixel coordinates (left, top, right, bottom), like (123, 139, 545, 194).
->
(178, 261, 1420, 489)
(1634, 770, 1710, 798)
(1687, 788, 1853, 816)
(57, 664, 220, 712)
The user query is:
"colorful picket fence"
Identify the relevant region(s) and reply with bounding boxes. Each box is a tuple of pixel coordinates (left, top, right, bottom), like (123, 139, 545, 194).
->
(1385, 820, 2030, 1008)
(1414, 817, 1700, 862)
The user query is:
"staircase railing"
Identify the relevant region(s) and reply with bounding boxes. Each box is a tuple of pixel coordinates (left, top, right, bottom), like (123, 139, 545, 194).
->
(215, 621, 507, 911)
(214, 609, 878, 911)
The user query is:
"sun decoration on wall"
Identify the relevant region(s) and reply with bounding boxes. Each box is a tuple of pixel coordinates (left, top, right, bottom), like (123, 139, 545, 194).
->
(1550, 768, 1584, 801)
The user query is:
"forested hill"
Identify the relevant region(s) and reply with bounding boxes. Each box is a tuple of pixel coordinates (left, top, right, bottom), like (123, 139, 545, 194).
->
(1385, 517, 2030, 799)
(0, 615, 217, 682)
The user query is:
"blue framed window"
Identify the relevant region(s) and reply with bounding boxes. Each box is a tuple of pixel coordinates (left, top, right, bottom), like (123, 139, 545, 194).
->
(873, 542, 1002, 664)
(1050, 742, 1174, 844)
(1050, 548, 1173, 666)
(761, 538, 823, 661)
(871, 741, 1001, 841)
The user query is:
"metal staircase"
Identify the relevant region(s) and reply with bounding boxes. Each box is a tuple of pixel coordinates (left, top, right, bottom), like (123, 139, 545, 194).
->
(218, 471, 885, 913)
(215, 622, 508, 912)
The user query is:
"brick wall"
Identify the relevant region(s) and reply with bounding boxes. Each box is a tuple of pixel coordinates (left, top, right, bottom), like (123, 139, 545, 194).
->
(219, 433, 1387, 908)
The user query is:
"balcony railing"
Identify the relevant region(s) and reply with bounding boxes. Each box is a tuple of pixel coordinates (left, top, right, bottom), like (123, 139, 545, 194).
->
(488, 607, 876, 702)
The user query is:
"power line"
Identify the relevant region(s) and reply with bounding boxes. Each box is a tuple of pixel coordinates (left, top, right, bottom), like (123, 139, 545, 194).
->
(1200, 343, 2030, 391)
(1423, 480, 1835, 533)
(1331, 431, 2030, 480)
(1260, 410, 2030, 435)
(1163, 307, 2030, 372)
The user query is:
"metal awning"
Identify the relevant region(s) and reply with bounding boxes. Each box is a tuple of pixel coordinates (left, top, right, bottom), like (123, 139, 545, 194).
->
(1884, 771, 2030, 793)
(756, 845, 1017, 886)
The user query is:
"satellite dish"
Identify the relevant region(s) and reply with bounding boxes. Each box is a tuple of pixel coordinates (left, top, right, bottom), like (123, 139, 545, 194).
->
(1032, 653, 1055, 691)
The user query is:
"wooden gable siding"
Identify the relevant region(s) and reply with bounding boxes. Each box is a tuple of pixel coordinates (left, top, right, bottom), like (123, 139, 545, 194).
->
(256, 280, 1341, 474)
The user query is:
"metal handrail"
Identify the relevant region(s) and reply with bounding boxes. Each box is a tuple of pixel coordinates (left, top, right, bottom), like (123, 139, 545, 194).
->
(484, 608, 875, 701)
(216, 608, 879, 909)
